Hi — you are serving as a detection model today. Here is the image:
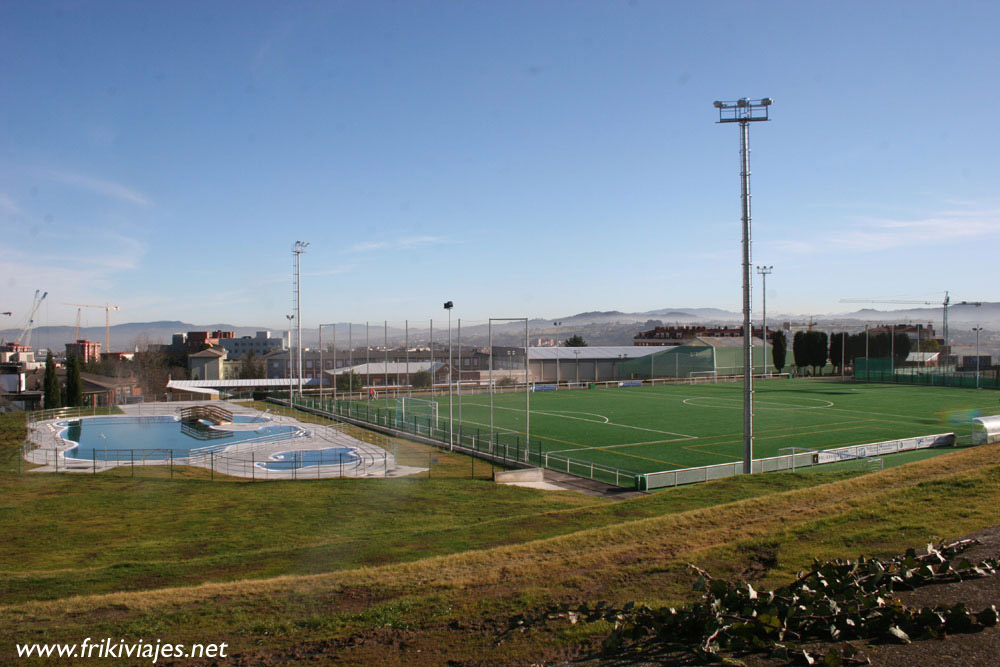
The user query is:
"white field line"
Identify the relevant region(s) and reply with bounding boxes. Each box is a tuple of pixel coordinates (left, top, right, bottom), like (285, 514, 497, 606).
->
(681, 396, 835, 410)
(546, 435, 696, 457)
(479, 403, 697, 439)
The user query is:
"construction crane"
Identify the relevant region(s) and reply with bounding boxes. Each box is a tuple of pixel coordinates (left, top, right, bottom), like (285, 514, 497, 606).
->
(15, 290, 48, 348)
(63, 302, 120, 353)
(840, 291, 982, 344)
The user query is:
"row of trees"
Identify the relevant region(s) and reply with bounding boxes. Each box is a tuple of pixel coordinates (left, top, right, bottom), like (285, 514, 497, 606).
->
(43, 354, 83, 409)
(787, 330, 913, 376)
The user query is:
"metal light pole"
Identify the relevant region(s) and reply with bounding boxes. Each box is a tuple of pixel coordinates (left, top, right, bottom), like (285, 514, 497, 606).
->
(457, 318, 462, 433)
(553, 321, 562, 385)
(488, 317, 530, 462)
(292, 241, 309, 398)
(574, 349, 581, 384)
(973, 327, 983, 389)
(891, 324, 895, 378)
(285, 314, 294, 404)
(444, 301, 454, 450)
(715, 97, 772, 475)
(865, 324, 870, 381)
(318, 323, 336, 403)
(756, 265, 772, 376)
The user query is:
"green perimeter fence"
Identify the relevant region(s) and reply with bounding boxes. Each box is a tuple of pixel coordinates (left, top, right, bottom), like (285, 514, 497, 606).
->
(281, 393, 958, 492)
(854, 358, 1000, 389)
(283, 394, 644, 489)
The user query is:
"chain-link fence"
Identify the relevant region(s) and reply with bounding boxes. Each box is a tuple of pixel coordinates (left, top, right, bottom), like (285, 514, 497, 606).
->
(854, 357, 1000, 389)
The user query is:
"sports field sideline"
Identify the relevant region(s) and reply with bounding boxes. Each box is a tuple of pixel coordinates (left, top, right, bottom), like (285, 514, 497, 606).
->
(423, 379, 999, 475)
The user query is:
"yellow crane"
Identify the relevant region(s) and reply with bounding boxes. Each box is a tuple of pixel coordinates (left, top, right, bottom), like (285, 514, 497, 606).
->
(63, 302, 120, 353)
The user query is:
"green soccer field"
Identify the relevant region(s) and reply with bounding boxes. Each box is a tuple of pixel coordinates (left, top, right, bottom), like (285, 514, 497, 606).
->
(421, 379, 1000, 475)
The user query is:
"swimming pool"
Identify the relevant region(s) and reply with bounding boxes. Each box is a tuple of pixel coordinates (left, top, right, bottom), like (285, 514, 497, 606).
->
(256, 447, 359, 471)
(58, 416, 303, 461)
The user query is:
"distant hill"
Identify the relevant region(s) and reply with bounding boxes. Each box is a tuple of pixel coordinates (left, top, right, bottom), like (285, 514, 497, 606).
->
(5, 302, 999, 353)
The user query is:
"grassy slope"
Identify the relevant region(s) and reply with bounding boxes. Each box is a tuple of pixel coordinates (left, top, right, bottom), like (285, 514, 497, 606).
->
(0, 411, 860, 604)
(1, 408, 999, 663)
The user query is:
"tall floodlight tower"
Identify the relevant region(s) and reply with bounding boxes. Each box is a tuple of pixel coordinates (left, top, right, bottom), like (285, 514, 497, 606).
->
(756, 265, 773, 376)
(292, 241, 310, 397)
(444, 301, 454, 451)
(714, 97, 772, 475)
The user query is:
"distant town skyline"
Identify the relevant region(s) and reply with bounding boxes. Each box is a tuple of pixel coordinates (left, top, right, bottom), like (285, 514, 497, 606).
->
(3, 2, 999, 328)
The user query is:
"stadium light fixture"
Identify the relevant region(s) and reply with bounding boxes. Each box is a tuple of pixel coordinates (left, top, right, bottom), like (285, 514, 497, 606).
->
(714, 96, 772, 475)
(444, 301, 454, 451)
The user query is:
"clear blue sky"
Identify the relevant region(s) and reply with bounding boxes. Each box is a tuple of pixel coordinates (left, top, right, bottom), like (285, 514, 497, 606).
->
(2, 1, 998, 330)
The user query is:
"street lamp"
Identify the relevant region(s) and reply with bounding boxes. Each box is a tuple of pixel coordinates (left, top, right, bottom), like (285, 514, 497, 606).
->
(285, 314, 294, 405)
(756, 266, 773, 377)
(973, 327, 983, 389)
(715, 97, 772, 476)
(444, 301, 454, 451)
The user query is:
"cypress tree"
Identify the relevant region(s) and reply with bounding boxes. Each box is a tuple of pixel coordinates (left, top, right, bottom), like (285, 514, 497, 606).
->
(771, 331, 787, 373)
(43, 354, 61, 409)
(66, 355, 83, 407)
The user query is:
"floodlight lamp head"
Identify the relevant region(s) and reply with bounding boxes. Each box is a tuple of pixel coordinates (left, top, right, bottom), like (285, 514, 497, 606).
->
(443, 301, 453, 310)
(737, 98, 748, 107)
(761, 98, 773, 106)
(713, 100, 724, 108)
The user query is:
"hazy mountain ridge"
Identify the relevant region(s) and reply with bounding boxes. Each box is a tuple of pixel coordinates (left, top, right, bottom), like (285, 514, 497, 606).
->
(4, 303, 999, 352)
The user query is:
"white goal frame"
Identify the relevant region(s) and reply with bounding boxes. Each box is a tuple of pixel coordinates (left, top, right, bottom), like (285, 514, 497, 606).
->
(688, 370, 718, 384)
(397, 396, 439, 425)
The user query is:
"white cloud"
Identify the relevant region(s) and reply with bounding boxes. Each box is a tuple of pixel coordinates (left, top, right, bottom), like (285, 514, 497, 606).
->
(399, 235, 448, 248)
(40, 168, 152, 207)
(0, 192, 20, 215)
(0, 232, 148, 315)
(780, 207, 1000, 254)
(347, 241, 390, 253)
(347, 236, 450, 253)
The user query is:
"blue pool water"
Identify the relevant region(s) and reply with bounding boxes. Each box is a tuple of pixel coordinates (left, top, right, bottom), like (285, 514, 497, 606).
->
(256, 447, 358, 471)
(59, 416, 301, 461)
(232, 415, 271, 423)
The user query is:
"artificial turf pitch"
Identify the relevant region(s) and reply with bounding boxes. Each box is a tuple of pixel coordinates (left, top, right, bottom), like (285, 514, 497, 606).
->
(420, 379, 999, 475)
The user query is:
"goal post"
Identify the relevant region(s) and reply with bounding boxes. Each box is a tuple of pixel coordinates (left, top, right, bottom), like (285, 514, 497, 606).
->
(393, 397, 439, 432)
(688, 370, 718, 384)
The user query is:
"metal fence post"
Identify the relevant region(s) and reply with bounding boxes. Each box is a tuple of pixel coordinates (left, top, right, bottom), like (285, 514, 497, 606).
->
(92, 450, 96, 475)
(252, 452, 255, 481)
(170, 450, 174, 479)
(131, 449, 134, 477)
(210, 451, 214, 481)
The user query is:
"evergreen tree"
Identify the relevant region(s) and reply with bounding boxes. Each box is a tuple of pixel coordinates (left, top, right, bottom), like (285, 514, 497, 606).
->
(43, 354, 61, 409)
(336, 371, 363, 391)
(893, 332, 912, 367)
(810, 331, 829, 376)
(65, 355, 83, 407)
(792, 331, 807, 371)
(410, 369, 433, 388)
(829, 332, 845, 374)
(771, 330, 787, 373)
(564, 334, 588, 347)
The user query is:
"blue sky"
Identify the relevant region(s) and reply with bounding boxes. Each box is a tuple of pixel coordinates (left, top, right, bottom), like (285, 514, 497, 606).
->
(2, 1, 999, 330)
